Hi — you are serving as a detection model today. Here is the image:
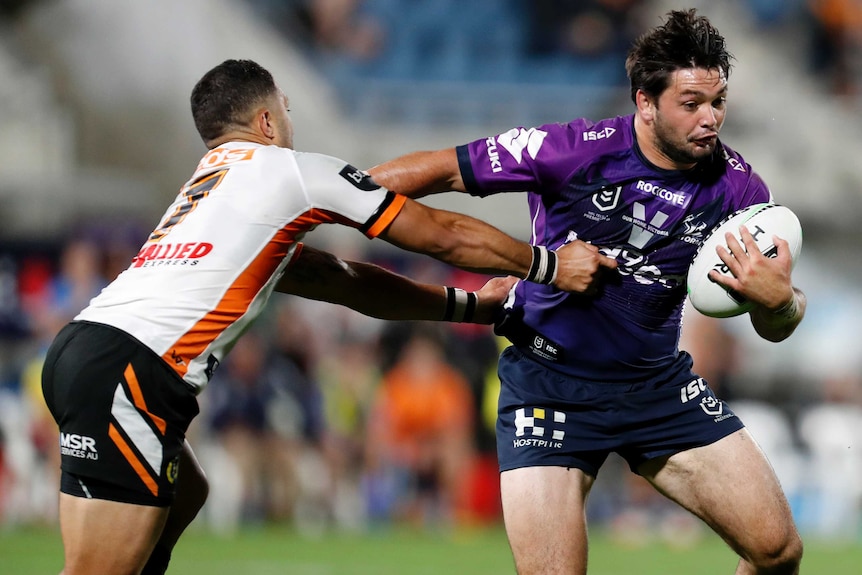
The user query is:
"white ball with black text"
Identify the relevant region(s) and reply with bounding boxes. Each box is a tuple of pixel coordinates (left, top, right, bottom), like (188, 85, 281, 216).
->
(687, 203, 803, 318)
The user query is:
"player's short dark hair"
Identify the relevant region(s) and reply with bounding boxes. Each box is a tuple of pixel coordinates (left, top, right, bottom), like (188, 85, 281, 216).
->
(625, 9, 733, 103)
(190, 59, 278, 143)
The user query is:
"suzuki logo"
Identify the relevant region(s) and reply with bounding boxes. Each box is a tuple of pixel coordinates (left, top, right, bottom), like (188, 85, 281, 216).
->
(496, 128, 548, 164)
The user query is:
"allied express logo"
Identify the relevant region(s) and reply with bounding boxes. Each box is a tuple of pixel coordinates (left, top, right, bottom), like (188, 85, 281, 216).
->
(132, 242, 213, 267)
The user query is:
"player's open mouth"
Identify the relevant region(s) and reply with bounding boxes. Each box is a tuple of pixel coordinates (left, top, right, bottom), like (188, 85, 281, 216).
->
(693, 136, 716, 147)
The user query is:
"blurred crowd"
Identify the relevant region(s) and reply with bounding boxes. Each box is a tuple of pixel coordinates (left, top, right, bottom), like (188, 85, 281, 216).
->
(246, 0, 862, 102)
(2, 227, 862, 543)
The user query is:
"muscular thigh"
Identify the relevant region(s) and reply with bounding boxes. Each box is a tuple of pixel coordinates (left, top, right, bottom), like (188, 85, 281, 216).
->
(501, 466, 594, 575)
(60, 493, 169, 575)
(639, 428, 796, 554)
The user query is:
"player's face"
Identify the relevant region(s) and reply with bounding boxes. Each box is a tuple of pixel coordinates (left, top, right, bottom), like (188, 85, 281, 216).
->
(651, 67, 727, 169)
(270, 89, 294, 149)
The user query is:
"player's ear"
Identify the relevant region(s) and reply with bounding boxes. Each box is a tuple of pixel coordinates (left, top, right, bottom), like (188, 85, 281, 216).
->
(258, 109, 276, 141)
(635, 90, 655, 123)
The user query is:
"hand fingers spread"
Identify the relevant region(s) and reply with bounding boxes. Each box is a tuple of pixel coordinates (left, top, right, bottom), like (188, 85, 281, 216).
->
(724, 230, 746, 259)
(739, 225, 762, 255)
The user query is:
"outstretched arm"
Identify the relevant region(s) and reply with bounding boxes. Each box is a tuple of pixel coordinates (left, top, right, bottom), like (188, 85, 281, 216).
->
(709, 226, 806, 342)
(380, 197, 618, 294)
(368, 148, 464, 198)
(370, 146, 618, 293)
(275, 245, 516, 324)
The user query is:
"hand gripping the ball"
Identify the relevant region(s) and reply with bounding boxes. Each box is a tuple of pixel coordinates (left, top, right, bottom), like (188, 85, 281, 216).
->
(710, 224, 806, 342)
(709, 225, 795, 311)
(687, 203, 803, 318)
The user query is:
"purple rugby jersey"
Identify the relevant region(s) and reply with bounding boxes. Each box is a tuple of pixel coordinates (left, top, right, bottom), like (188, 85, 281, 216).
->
(457, 114, 772, 382)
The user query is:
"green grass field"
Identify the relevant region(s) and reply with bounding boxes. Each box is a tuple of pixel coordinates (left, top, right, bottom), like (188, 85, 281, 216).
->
(2, 524, 861, 574)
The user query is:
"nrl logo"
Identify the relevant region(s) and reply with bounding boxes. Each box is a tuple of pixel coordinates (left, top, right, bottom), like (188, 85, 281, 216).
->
(700, 396, 723, 416)
(592, 186, 621, 212)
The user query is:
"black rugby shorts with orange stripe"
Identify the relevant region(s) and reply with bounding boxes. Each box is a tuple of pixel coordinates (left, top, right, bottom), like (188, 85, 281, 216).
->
(41, 321, 199, 506)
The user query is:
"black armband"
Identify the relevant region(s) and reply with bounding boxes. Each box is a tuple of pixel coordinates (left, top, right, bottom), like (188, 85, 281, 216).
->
(443, 287, 478, 323)
(525, 245, 558, 285)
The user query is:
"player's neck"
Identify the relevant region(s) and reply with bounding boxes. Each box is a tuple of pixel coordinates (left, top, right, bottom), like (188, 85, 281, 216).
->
(633, 115, 696, 172)
(206, 127, 271, 150)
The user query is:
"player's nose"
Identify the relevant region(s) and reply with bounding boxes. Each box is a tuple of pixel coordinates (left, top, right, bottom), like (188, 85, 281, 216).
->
(699, 105, 718, 129)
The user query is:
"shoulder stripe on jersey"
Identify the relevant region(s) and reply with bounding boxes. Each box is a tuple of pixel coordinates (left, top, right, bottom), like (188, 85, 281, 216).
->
(284, 208, 354, 236)
(363, 192, 407, 237)
(288, 242, 304, 267)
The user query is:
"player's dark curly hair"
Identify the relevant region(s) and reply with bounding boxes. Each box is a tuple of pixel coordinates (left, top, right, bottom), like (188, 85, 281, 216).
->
(191, 59, 278, 143)
(625, 9, 733, 103)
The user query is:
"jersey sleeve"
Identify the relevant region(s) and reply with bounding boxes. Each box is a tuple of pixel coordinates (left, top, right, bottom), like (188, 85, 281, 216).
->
(722, 146, 773, 212)
(457, 119, 596, 197)
(294, 152, 406, 238)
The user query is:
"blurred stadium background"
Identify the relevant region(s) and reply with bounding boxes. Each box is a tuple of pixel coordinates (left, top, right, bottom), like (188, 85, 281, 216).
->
(2, 0, 862, 572)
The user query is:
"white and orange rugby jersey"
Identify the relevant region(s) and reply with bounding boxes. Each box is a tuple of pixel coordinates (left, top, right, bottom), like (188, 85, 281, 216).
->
(76, 142, 406, 394)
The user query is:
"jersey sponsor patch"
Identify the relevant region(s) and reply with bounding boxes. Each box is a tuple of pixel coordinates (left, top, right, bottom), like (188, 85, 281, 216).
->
(633, 180, 690, 208)
(496, 127, 547, 164)
(60, 432, 99, 460)
(339, 165, 381, 191)
(528, 333, 562, 362)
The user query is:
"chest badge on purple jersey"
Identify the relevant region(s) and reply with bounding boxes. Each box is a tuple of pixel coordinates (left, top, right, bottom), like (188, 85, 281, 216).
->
(592, 185, 621, 211)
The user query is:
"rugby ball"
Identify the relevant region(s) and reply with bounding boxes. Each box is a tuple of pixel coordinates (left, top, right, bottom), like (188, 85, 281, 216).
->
(687, 203, 803, 318)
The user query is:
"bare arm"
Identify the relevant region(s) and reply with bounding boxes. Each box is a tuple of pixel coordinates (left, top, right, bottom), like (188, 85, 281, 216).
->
(371, 148, 530, 277)
(748, 287, 806, 343)
(368, 148, 464, 197)
(709, 226, 806, 342)
(370, 148, 618, 292)
(380, 198, 532, 276)
(380, 196, 618, 293)
(275, 245, 516, 324)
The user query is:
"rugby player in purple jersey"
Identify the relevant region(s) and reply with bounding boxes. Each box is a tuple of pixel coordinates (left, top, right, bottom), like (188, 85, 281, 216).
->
(370, 9, 806, 575)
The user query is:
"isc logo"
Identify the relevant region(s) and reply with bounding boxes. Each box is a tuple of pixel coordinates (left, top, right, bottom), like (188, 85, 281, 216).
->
(582, 127, 616, 141)
(680, 378, 707, 403)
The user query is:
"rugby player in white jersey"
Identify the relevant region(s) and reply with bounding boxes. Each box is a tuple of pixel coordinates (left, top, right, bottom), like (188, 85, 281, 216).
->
(41, 59, 617, 575)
